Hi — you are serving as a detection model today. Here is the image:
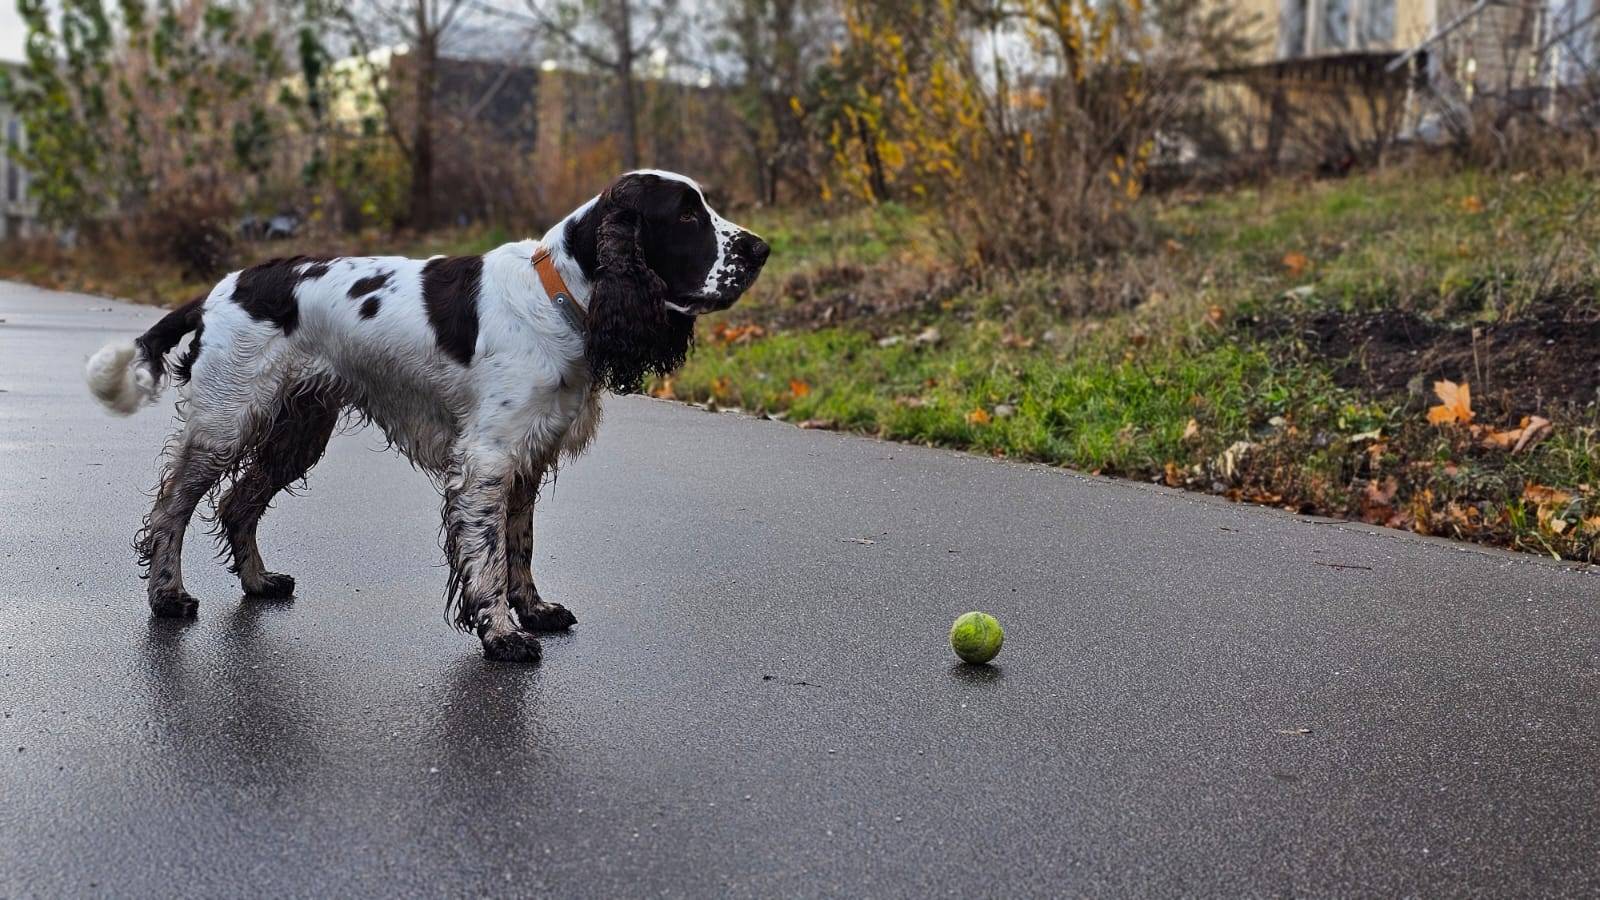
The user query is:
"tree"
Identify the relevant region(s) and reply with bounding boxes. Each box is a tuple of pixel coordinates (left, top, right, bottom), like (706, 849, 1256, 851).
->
(337, 0, 472, 229)
(523, 0, 681, 170)
(1, 0, 311, 230)
(712, 0, 836, 204)
(806, 0, 1256, 271)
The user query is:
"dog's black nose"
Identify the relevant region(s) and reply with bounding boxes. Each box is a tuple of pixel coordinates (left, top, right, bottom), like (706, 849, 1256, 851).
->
(741, 233, 770, 265)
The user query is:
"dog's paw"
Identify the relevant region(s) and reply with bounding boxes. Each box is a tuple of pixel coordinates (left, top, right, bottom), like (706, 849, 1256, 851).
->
(244, 572, 296, 600)
(149, 592, 200, 619)
(516, 601, 577, 633)
(482, 630, 543, 664)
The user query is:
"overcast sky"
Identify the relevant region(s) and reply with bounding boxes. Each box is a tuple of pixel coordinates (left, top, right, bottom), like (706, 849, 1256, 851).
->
(2, 3, 24, 63)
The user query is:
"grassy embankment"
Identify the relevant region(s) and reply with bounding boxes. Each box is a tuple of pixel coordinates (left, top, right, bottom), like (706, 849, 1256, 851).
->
(671, 168, 1600, 562)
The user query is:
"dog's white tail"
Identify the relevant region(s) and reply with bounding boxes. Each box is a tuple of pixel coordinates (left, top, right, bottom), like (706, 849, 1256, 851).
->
(85, 296, 206, 416)
(85, 340, 162, 416)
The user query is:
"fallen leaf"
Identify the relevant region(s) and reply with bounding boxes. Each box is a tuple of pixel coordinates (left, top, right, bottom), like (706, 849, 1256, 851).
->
(1460, 194, 1485, 214)
(789, 379, 811, 398)
(1360, 476, 1400, 525)
(1511, 416, 1552, 454)
(650, 377, 676, 400)
(1282, 251, 1311, 276)
(1523, 483, 1574, 507)
(877, 335, 904, 348)
(1211, 440, 1254, 483)
(993, 403, 1016, 419)
(710, 322, 766, 345)
(1205, 305, 1225, 327)
(1163, 461, 1184, 487)
(966, 408, 992, 426)
(1182, 418, 1200, 441)
(1427, 380, 1474, 426)
(796, 419, 834, 430)
(710, 376, 731, 400)
(912, 327, 942, 346)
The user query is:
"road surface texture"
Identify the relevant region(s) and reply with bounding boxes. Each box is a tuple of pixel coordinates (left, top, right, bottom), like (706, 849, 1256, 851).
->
(2, 282, 1598, 898)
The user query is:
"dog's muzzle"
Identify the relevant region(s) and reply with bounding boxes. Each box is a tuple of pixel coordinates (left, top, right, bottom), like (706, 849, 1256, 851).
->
(682, 232, 770, 315)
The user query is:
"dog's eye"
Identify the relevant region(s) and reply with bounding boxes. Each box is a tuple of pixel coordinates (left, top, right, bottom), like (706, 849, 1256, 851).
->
(679, 211, 699, 223)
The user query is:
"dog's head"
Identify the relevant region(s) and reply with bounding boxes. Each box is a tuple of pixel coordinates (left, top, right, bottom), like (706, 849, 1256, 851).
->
(566, 170, 770, 393)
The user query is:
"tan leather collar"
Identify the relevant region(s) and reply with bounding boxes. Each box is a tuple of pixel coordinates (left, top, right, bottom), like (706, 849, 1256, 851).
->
(531, 244, 585, 332)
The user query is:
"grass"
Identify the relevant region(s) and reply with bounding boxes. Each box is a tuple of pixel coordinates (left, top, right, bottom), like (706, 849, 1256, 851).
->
(673, 163, 1600, 562)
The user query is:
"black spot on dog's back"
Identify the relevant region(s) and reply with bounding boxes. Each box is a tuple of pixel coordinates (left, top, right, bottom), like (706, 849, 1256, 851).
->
(349, 272, 390, 299)
(359, 296, 381, 319)
(231, 256, 331, 335)
(421, 256, 482, 366)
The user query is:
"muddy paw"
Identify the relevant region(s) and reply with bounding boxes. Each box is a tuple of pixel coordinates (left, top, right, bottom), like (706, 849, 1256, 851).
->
(245, 572, 296, 600)
(516, 601, 577, 633)
(482, 630, 543, 664)
(149, 592, 199, 619)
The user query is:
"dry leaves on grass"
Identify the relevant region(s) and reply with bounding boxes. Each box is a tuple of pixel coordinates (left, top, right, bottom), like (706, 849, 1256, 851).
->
(788, 379, 811, 399)
(966, 408, 992, 426)
(709, 322, 767, 345)
(1425, 380, 1554, 454)
(1282, 251, 1311, 277)
(1480, 415, 1553, 454)
(1460, 195, 1485, 214)
(1524, 483, 1579, 534)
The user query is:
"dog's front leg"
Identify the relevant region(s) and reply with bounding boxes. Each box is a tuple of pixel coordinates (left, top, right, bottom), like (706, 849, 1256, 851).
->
(445, 448, 541, 663)
(507, 472, 578, 633)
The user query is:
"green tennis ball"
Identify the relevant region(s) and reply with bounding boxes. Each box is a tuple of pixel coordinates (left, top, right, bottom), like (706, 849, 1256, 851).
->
(950, 611, 1003, 664)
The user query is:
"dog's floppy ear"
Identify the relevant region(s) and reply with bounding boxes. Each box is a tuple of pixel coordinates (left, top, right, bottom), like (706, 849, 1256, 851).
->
(586, 196, 693, 394)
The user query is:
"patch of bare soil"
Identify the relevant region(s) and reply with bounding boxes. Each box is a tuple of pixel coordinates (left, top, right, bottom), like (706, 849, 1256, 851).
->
(1279, 300, 1600, 416)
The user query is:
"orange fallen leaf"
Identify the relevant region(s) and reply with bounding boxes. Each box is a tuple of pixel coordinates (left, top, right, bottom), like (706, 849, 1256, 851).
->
(1163, 461, 1185, 487)
(1360, 476, 1399, 525)
(966, 408, 992, 426)
(710, 322, 767, 345)
(1511, 416, 1552, 454)
(1523, 483, 1573, 508)
(1282, 251, 1311, 276)
(1460, 195, 1485, 214)
(1427, 380, 1473, 426)
(650, 377, 676, 400)
(789, 379, 811, 398)
(710, 376, 731, 400)
(1205, 305, 1225, 327)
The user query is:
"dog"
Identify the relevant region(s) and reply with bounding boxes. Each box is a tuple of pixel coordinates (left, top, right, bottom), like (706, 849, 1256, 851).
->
(85, 170, 769, 662)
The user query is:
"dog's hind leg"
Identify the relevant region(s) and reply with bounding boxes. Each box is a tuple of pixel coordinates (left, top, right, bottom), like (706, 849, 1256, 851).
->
(137, 429, 234, 618)
(507, 472, 577, 633)
(444, 447, 541, 663)
(215, 382, 341, 598)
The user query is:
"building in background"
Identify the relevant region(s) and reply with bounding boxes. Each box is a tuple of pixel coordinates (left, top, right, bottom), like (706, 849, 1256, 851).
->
(0, 61, 36, 240)
(1196, 1, 1600, 175)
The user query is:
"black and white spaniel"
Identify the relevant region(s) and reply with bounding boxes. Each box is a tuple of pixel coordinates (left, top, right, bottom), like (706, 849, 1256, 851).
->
(85, 170, 769, 662)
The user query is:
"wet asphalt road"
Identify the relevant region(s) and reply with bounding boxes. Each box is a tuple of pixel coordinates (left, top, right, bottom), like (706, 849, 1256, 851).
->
(1, 282, 1598, 898)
